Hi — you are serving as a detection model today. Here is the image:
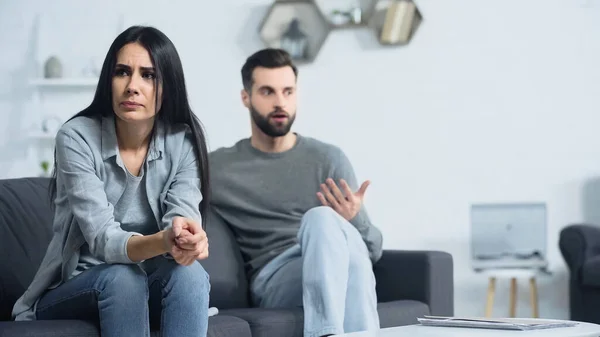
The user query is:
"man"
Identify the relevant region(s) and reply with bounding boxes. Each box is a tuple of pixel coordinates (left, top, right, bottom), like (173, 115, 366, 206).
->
(209, 48, 383, 337)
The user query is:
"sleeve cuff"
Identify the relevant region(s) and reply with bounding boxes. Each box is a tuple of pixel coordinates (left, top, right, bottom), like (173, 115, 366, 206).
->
(106, 231, 143, 264)
(350, 209, 369, 230)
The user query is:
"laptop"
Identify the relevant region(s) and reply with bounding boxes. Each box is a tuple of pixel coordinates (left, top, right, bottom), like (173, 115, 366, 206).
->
(470, 202, 549, 271)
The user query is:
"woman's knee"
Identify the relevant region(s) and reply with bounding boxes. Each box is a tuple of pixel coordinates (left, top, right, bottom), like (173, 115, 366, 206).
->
(163, 261, 210, 300)
(96, 264, 148, 297)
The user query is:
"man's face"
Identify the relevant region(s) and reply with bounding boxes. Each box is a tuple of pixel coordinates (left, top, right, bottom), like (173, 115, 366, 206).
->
(242, 66, 297, 138)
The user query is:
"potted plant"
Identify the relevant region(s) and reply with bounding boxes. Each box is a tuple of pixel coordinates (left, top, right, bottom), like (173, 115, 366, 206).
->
(40, 161, 50, 177)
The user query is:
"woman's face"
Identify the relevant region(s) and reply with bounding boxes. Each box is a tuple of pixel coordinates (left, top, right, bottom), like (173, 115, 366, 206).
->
(111, 42, 162, 124)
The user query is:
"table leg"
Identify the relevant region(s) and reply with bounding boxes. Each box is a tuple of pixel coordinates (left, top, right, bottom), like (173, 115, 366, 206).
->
(485, 277, 496, 317)
(509, 278, 517, 317)
(529, 277, 539, 318)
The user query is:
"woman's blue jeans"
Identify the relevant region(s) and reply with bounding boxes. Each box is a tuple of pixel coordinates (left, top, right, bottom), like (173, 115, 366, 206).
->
(35, 257, 210, 337)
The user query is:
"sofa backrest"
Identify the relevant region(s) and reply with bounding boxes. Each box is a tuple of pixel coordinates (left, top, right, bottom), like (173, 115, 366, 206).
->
(0, 177, 249, 321)
(0, 178, 54, 321)
(202, 207, 250, 309)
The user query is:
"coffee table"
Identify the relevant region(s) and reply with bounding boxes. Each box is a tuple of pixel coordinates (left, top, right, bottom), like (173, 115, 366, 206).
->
(336, 319, 600, 336)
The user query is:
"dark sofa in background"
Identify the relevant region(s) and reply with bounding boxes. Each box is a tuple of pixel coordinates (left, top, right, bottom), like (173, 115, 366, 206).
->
(560, 224, 600, 324)
(0, 177, 454, 337)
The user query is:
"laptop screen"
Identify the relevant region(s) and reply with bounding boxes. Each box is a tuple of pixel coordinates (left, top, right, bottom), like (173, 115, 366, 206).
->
(470, 203, 547, 263)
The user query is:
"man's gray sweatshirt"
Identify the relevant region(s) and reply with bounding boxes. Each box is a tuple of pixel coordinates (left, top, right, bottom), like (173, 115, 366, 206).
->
(208, 134, 383, 282)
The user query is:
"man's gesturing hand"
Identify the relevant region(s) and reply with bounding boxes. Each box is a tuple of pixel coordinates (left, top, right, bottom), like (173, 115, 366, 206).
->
(163, 216, 209, 266)
(317, 178, 370, 221)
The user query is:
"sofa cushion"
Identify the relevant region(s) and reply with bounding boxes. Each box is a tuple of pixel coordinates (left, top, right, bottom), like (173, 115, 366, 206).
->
(0, 320, 98, 337)
(221, 300, 429, 337)
(220, 307, 304, 337)
(0, 315, 252, 337)
(378, 300, 430, 328)
(0, 178, 54, 321)
(206, 315, 253, 337)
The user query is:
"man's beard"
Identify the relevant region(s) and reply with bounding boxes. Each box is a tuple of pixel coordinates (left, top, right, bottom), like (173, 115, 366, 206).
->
(250, 104, 295, 138)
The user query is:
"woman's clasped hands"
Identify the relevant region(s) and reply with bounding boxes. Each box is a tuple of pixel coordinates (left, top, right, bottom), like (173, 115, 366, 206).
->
(163, 216, 209, 266)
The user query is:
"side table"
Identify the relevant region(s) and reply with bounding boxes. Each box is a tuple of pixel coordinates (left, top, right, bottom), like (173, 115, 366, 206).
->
(482, 268, 542, 318)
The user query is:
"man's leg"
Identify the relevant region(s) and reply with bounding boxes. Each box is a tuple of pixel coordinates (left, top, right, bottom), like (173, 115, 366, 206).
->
(337, 214, 380, 332)
(251, 206, 379, 337)
(250, 244, 303, 309)
(147, 257, 210, 337)
(36, 264, 150, 337)
(299, 206, 380, 336)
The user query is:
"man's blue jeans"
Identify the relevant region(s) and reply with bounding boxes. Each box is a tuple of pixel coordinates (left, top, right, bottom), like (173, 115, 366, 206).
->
(35, 256, 210, 337)
(251, 206, 380, 337)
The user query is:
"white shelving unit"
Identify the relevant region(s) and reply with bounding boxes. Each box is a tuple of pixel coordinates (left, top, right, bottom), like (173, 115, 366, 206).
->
(17, 13, 127, 177)
(28, 131, 58, 141)
(29, 78, 99, 88)
(27, 76, 99, 138)
(25, 76, 98, 176)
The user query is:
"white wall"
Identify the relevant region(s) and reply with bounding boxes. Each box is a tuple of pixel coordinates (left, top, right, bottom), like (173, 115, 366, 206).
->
(2, 0, 600, 320)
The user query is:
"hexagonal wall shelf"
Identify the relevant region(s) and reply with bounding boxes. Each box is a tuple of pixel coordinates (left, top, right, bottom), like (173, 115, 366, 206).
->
(259, 0, 331, 64)
(368, 0, 423, 46)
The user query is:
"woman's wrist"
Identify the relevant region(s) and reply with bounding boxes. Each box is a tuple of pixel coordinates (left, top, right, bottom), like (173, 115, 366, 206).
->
(126, 231, 170, 262)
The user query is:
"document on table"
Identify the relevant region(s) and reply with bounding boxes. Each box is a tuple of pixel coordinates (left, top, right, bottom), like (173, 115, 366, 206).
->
(417, 316, 578, 331)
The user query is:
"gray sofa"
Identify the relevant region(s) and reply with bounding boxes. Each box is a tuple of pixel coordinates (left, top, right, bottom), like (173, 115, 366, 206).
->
(0, 177, 454, 337)
(559, 224, 600, 324)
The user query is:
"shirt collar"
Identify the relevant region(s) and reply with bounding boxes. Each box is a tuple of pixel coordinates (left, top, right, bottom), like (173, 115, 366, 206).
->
(101, 114, 164, 162)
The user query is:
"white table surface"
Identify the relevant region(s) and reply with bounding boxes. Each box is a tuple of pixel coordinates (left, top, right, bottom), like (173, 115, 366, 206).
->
(336, 320, 600, 337)
(480, 268, 539, 278)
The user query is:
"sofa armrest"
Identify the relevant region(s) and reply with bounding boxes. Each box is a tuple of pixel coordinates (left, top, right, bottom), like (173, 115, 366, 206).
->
(373, 250, 453, 316)
(559, 224, 600, 275)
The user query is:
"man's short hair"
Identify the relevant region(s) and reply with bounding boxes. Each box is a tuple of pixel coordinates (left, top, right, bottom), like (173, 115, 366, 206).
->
(241, 48, 299, 92)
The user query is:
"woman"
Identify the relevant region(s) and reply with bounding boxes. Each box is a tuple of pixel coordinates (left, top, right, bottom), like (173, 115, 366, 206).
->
(12, 26, 211, 337)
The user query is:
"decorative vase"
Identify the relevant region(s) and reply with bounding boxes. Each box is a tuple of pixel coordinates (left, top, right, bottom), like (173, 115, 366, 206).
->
(44, 56, 63, 78)
(81, 58, 100, 77)
(330, 10, 350, 26)
(280, 18, 309, 60)
(350, 6, 362, 24)
(42, 115, 62, 134)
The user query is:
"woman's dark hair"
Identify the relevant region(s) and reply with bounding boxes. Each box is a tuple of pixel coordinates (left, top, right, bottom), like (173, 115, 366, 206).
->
(48, 26, 210, 227)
